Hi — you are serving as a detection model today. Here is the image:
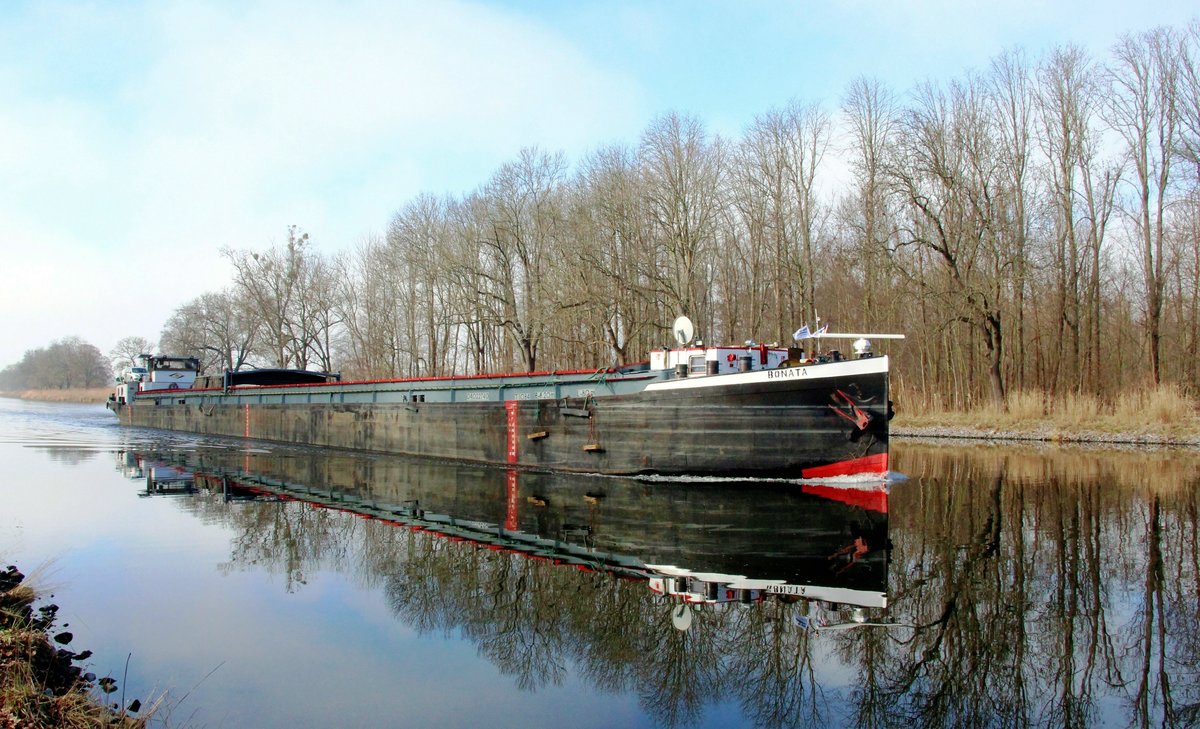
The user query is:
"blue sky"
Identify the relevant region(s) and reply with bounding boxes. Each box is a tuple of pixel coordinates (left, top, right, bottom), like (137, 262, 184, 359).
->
(0, 1, 1196, 370)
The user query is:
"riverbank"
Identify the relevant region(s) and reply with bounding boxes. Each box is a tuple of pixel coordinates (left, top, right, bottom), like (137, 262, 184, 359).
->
(893, 386, 1200, 447)
(0, 388, 110, 404)
(0, 565, 146, 727)
(893, 423, 1200, 447)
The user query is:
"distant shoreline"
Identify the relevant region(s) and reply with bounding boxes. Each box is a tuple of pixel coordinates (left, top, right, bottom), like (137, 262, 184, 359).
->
(0, 387, 110, 403)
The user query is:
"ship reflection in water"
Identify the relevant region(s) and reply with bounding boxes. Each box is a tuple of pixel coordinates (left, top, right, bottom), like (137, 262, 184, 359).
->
(101, 440, 1200, 727)
(116, 445, 894, 638)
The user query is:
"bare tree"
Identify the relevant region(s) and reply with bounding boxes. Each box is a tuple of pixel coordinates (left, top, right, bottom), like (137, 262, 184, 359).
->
(224, 226, 336, 370)
(386, 194, 459, 376)
(1173, 23, 1200, 387)
(888, 77, 1011, 405)
(293, 253, 343, 372)
(1106, 27, 1184, 385)
(444, 194, 500, 374)
(334, 235, 402, 378)
(734, 104, 811, 343)
(1, 337, 111, 389)
(841, 77, 900, 320)
(726, 127, 776, 342)
(1175, 21, 1200, 186)
(159, 289, 256, 373)
(464, 147, 568, 372)
(110, 336, 155, 373)
(1037, 45, 1094, 392)
(782, 100, 831, 332)
(989, 50, 1034, 391)
(640, 112, 723, 334)
(571, 144, 661, 365)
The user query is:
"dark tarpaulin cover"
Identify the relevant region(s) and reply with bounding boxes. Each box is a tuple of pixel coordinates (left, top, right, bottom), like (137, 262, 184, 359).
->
(226, 369, 336, 387)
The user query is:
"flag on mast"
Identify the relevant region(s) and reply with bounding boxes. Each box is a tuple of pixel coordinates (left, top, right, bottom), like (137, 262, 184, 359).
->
(792, 324, 811, 340)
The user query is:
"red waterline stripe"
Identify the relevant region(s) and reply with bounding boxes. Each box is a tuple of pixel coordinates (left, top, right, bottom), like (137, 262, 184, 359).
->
(801, 452, 888, 480)
(801, 484, 889, 513)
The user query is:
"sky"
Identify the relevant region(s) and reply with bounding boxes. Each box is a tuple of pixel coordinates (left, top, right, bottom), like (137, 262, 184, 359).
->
(1, 0, 1196, 370)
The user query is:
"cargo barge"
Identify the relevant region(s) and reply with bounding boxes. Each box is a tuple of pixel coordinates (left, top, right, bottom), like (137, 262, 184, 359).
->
(107, 320, 899, 480)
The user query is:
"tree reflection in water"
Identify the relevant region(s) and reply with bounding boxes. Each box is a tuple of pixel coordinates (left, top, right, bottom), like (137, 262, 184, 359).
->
(883, 444, 1200, 728)
(120, 441, 1200, 728)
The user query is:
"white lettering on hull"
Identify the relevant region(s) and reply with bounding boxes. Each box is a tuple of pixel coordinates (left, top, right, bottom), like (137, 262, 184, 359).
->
(644, 356, 888, 392)
(765, 368, 810, 380)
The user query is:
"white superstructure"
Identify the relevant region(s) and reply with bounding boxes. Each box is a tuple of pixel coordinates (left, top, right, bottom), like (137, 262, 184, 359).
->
(111, 354, 200, 404)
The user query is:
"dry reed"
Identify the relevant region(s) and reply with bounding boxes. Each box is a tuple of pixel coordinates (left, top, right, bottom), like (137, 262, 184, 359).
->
(894, 384, 1200, 438)
(1, 566, 147, 728)
(0, 388, 111, 404)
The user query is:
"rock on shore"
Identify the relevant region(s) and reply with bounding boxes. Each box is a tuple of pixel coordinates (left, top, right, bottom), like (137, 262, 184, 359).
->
(0, 565, 145, 727)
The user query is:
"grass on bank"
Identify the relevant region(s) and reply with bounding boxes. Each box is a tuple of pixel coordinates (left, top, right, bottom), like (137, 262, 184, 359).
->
(1, 566, 148, 728)
(894, 384, 1200, 439)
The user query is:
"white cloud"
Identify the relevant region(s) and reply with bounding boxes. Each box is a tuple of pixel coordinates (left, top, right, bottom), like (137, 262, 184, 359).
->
(0, 0, 645, 367)
(1, 0, 1195, 368)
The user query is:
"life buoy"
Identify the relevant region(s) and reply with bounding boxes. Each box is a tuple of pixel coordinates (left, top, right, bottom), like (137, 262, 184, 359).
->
(726, 353, 736, 363)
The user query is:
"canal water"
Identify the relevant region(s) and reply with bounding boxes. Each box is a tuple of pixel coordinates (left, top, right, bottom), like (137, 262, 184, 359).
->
(0, 397, 1196, 728)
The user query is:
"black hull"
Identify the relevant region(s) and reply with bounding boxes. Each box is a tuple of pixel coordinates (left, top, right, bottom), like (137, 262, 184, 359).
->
(109, 358, 891, 479)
